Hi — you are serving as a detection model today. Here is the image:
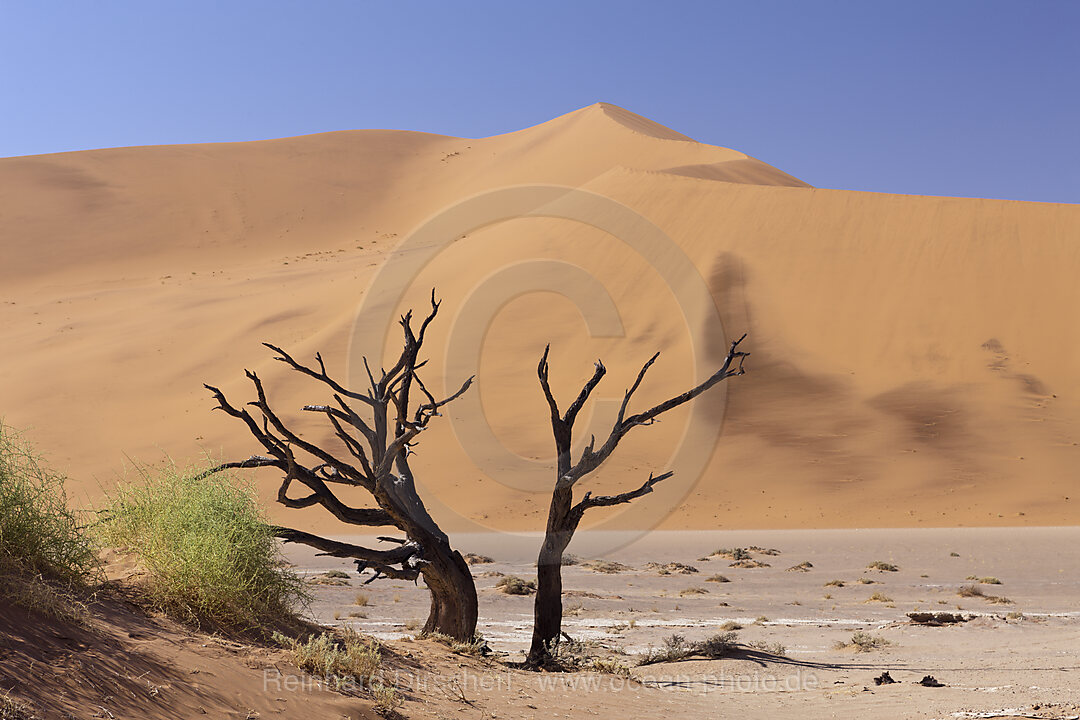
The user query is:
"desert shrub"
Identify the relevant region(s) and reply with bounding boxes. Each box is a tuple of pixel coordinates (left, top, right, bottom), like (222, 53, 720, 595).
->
(100, 462, 308, 628)
(275, 628, 382, 689)
(495, 575, 536, 595)
(867, 561, 899, 572)
(958, 584, 984, 597)
(585, 560, 631, 574)
(836, 631, 891, 652)
(866, 591, 893, 603)
(679, 586, 709, 596)
(712, 547, 751, 561)
(371, 681, 403, 716)
(354, 591, 371, 606)
(965, 575, 1002, 584)
(0, 423, 98, 585)
(424, 631, 489, 656)
(718, 620, 743, 631)
(705, 574, 730, 583)
(824, 579, 845, 587)
(638, 630, 739, 665)
(464, 553, 493, 565)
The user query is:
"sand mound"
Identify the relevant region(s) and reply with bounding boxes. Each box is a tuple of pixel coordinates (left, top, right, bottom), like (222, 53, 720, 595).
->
(1, 103, 1077, 533)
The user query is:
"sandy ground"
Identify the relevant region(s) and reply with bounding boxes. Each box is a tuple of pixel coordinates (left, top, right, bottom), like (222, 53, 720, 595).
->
(291, 528, 1080, 718)
(2, 528, 1079, 719)
(1, 103, 1078, 533)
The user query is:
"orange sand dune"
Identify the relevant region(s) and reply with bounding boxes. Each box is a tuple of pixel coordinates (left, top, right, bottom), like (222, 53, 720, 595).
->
(1, 103, 1077, 532)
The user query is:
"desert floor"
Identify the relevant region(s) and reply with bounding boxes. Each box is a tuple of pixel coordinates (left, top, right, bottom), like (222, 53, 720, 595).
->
(291, 527, 1080, 719)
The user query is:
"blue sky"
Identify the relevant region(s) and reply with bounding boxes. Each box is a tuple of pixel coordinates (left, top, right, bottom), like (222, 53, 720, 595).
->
(2, 1, 1077, 203)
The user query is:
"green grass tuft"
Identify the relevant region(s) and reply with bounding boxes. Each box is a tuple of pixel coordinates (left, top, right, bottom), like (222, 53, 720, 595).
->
(99, 461, 308, 629)
(0, 423, 99, 586)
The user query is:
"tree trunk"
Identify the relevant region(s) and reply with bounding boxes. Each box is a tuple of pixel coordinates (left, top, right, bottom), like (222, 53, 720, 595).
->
(419, 544, 478, 640)
(527, 487, 575, 664)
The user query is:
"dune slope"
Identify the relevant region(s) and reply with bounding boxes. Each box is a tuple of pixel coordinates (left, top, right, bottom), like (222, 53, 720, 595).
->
(1, 103, 1077, 532)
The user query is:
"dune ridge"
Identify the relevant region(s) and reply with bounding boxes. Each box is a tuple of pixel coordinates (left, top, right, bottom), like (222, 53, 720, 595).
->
(1, 103, 1077, 532)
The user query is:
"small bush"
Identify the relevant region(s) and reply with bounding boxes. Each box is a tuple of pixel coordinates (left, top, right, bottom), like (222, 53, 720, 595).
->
(857, 577, 877, 584)
(679, 586, 708, 596)
(786, 561, 813, 572)
(837, 631, 891, 653)
(748, 640, 786, 655)
(0, 424, 98, 585)
(705, 574, 730, 583)
(100, 462, 308, 628)
(718, 620, 742, 630)
(824, 579, 845, 587)
(464, 553, 493, 565)
(958, 584, 984, 597)
(638, 631, 738, 665)
(275, 628, 381, 690)
(372, 682, 403, 717)
(712, 547, 751, 561)
(495, 575, 536, 595)
(867, 561, 899, 572)
(965, 576, 1002, 585)
(585, 560, 631, 574)
(354, 591, 371, 606)
(729, 559, 770, 569)
(866, 591, 892, 603)
(425, 631, 489, 657)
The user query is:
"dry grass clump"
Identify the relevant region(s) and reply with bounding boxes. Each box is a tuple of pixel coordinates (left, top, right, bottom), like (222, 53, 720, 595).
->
(309, 571, 351, 586)
(275, 628, 382, 687)
(835, 631, 892, 653)
(867, 561, 899, 572)
(705, 574, 730, 583)
(729, 559, 770, 569)
(638, 631, 739, 665)
(965, 575, 1002, 584)
(786, 561, 813, 572)
(645, 561, 699, 575)
(584, 560, 631, 574)
(959, 583, 1013, 604)
(718, 620, 743, 631)
(99, 461, 308, 629)
(275, 628, 402, 715)
(425, 631, 489, 657)
(866, 591, 893, 603)
(464, 553, 493, 565)
(354, 591, 371, 606)
(678, 586, 709, 596)
(857, 577, 877, 584)
(495, 575, 536, 595)
(747, 546, 781, 556)
(1, 691, 37, 720)
(824, 579, 845, 587)
(748, 640, 786, 655)
(711, 547, 751, 561)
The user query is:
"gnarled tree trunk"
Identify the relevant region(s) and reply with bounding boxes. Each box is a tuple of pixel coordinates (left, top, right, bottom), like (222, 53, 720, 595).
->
(202, 293, 479, 640)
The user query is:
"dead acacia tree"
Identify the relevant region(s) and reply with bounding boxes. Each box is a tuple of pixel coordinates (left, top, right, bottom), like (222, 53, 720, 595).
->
(528, 334, 749, 665)
(201, 294, 479, 640)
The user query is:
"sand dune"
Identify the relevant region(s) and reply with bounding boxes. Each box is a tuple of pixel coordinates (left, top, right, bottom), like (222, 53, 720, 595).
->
(1, 103, 1077, 532)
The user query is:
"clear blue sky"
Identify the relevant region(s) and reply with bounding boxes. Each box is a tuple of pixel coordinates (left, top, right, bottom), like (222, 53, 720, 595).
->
(3, 1, 1077, 203)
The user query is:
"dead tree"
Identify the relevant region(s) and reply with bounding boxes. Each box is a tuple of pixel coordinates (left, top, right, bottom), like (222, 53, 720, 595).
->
(201, 294, 479, 640)
(527, 335, 749, 665)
